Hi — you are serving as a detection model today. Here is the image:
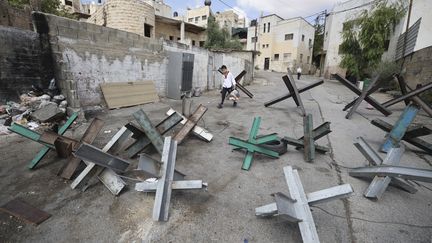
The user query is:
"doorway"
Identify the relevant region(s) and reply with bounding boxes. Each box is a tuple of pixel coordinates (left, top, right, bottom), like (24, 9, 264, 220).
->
(264, 58, 270, 70)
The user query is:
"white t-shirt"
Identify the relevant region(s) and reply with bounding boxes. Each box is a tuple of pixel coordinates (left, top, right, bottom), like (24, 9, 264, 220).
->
(297, 67, 302, 73)
(223, 72, 236, 88)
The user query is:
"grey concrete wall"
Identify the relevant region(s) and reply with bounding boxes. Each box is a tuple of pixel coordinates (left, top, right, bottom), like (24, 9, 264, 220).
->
(0, 25, 52, 103)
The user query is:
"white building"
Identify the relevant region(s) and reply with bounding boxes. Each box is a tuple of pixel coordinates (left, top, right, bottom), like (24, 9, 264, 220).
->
(246, 14, 315, 73)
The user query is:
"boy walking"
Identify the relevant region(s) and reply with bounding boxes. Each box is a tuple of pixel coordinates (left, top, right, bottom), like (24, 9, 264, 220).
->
(218, 65, 237, 109)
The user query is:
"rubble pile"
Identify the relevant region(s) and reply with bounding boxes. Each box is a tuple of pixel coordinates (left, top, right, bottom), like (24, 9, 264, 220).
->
(0, 82, 70, 135)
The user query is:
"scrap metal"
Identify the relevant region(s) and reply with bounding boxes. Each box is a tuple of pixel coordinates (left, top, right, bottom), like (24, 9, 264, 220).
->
(256, 166, 353, 243)
(264, 80, 324, 107)
(74, 143, 131, 172)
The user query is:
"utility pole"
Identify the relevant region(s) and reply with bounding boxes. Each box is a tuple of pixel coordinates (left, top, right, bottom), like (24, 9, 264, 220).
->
(318, 10, 327, 77)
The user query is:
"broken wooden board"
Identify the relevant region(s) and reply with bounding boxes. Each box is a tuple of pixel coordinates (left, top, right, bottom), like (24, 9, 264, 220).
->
(101, 81, 159, 109)
(0, 198, 50, 225)
(173, 104, 208, 144)
(59, 118, 105, 179)
(166, 109, 213, 142)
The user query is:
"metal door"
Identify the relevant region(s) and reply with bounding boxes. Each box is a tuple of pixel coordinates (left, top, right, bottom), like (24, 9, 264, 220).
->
(264, 58, 270, 70)
(181, 53, 194, 92)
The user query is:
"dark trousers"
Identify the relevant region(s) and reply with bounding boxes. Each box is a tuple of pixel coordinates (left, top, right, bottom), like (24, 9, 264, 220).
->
(220, 87, 232, 104)
(297, 72, 301, 80)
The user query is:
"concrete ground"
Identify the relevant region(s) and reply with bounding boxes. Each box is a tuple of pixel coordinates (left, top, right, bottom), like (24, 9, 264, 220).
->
(0, 71, 431, 243)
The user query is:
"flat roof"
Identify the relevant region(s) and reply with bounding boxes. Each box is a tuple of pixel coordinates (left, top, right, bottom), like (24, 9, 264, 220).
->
(155, 15, 206, 34)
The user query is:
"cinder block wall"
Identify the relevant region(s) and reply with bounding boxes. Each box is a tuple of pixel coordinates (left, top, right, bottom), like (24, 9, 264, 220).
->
(33, 12, 167, 108)
(0, 25, 52, 103)
(30, 12, 254, 109)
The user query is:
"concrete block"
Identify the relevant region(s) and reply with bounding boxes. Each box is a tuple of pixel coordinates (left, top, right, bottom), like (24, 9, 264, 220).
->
(68, 20, 79, 30)
(31, 102, 65, 122)
(77, 29, 94, 42)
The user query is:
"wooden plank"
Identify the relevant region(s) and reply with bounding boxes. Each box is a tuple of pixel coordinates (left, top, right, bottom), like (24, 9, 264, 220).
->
(54, 138, 73, 158)
(0, 198, 50, 225)
(39, 132, 78, 147)
(100, 81, 159, 109)
(59, 118, 105, 179)
(173, 104, 208, 144)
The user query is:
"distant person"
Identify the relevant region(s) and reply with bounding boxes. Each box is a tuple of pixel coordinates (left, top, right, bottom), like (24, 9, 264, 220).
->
(218, 65, 237, 109)
(297, 67, 302, 80)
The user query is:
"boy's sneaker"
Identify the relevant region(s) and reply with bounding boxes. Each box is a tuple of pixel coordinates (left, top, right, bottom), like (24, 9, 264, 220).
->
(233, 102, 237, 107)
(217, 103, 223, 109)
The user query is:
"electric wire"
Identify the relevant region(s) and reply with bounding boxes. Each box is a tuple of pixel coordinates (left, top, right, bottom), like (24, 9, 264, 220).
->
(310, 205, 432, 229)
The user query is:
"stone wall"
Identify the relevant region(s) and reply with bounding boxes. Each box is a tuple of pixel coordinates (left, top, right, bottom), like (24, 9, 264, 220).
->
(0, 25, 53, 103)
(399, 46, 432, 88)
(87, 0, 155, 38)
(0, 1, 33, 30)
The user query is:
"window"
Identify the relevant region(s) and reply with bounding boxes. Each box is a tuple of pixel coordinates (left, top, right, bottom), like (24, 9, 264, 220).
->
(195, 17, 199, 22)
(300, 54, 303, 63)
(65, 0, 72, 6)
(384, 39, 390, 51)
(169, 36, 174, 41)
(266, 44, 269, 48)
(144, 23, 152, 38)
(263, 23, 266, 33)
(274, 54, 279, 61)
(177, 37, 181, 40)
(262, 44, 265, 48)
(192, 40, 196, 46)
(302, 35, 305, 41)
(268, 22, 270, 32)
(307, 56, 310, 64)
(199, 41, 205, 47)
(309, 39, 312, 46)
(188, 18, 193, 22)
(202, 15, 207, 20)
(285, 33, 293, 40)
(251, 36, 258, 42)
(283, 53, 292, 61)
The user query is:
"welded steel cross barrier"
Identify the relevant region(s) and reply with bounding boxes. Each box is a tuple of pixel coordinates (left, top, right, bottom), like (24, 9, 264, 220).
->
(379, 104, 420, 153)
(381, 82, 432, 108)
(282, 114, 331, 162)
(256, 166, 353, 243)
(333, 73, 392, 117)
(8, 112, 78, 169)
(264, 78, 323, 108)
(352, 137, 417, 199)
(228, 117, 280, 171)
(371, 119, 432, 155)
(394, 75, 432, 117)
(125, 111, 183, 158)
(136, 136, 207, 222)
(344, 75, 381, 119)
(264, 71, 311, 116)
(71, 126, 131, 195)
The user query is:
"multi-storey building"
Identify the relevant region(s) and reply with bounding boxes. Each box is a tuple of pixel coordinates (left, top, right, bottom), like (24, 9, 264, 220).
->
(246, 14, 315, 73)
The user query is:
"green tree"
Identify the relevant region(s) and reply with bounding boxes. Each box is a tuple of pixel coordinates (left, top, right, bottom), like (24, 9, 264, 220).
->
(312, 21, 324, 67)
(339, 1, 406, 80)
(204, 16, 243, 50)
(7, 0, 78, 19)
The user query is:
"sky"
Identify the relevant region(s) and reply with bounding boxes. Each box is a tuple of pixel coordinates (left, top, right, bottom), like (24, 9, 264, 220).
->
(164, 0, 343, 24)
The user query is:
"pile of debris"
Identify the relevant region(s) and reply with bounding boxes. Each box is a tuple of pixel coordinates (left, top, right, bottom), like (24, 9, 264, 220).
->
(0, 81, 70, 135)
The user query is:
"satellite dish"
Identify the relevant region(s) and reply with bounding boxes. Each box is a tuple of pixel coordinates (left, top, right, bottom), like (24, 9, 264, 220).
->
(204, 0, 211, 6)
(173, 11, 178, 17)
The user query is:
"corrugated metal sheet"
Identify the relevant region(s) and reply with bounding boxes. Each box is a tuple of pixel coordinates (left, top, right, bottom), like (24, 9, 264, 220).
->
(395, 18, 421, 60)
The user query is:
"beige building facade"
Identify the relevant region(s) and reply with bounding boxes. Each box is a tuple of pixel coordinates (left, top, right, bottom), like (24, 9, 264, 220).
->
(155, 15, 207, 47)
(246, 14, 315, 73)
(182, 6, 212, 28)
(215, 10, 245, 31)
